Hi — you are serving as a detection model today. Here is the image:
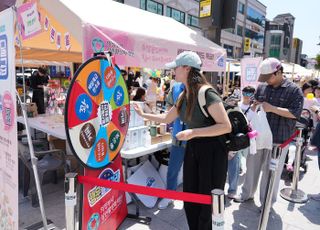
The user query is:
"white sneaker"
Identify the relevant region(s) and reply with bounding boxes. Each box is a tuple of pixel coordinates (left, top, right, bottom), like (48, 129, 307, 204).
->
(158, 198, 173, 210)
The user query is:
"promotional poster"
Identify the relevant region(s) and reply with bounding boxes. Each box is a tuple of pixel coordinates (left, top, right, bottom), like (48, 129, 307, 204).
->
(0, 7, 18, 230)
(82, 155, 127, 230)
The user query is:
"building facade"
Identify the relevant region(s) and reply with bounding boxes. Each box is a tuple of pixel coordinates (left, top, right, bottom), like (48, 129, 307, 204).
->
(120, 0, 201, 33)
(264, 13, 295, 62)
(220, 0, 266, 58)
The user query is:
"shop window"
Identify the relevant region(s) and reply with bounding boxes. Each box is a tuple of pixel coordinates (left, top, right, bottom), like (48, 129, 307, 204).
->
(238, 2, 245, 14)
(223, 44, 234, 58)
(187, 14, 199, 27)
(237, 25, 243, 36)
(270, 35, 281, 45)
(247, 6, 265, 27)
(140, 0, 163, 15)
(269, 47, 280, 58)
(166, 6, 185, 24)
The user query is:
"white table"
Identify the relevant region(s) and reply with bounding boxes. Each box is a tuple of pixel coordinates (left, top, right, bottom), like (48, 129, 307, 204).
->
(17, 115, 66, 140)
(120, 140, 172, 160)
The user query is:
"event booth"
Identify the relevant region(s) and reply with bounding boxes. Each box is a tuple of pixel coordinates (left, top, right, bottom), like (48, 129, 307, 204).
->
(1, 0, 227, 229)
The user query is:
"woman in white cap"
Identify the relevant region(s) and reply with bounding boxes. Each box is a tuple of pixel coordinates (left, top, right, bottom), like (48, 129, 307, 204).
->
(134, 51, 231, 230)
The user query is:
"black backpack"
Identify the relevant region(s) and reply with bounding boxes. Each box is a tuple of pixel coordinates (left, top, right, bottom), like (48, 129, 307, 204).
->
(198, 85, 251, 151)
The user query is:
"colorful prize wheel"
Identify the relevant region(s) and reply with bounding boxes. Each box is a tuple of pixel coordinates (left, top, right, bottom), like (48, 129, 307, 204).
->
(65, 56, 130, 169)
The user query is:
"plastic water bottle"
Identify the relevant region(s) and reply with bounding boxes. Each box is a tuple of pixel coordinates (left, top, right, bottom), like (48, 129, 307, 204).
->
(248, 130, 258, 155)
(249, 138, 257, 155)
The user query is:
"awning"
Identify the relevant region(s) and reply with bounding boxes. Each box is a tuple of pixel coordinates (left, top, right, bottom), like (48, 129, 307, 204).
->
(15, 58, 72, 67)
(42, 0, 226, 71)
(15, 1, 82, 63)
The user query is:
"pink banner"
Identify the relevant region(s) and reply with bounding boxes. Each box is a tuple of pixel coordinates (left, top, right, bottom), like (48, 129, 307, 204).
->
(83, 24, 226, 72)
(240, 57, 263, 91)
(17, 2, 42, 40)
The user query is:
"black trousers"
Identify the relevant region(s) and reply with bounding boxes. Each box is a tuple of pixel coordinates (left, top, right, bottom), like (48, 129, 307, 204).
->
(183, 137, 228, 230)
(32, 91, 45, 114)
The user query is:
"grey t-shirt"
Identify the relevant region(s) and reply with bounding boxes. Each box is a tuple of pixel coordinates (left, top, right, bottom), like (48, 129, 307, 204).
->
(178, 88, 222, 129)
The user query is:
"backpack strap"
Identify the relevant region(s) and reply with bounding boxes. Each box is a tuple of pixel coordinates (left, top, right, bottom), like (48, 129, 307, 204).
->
(198, 85, 213, 118)
(244, 105, 251, 115)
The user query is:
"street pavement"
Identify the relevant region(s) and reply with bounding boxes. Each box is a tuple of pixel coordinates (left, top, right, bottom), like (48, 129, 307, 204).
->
(19, 149, 320, 229)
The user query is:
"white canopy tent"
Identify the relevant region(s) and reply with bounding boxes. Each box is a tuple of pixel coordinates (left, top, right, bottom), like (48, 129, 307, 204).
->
(282, 62, 314, 77)
(41, 0, 226, 72)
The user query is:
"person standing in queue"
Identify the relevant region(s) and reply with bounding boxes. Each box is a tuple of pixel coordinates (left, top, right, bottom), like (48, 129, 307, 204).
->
(252, 58, 303, 206)
(29, 67, 49, 114)
(134, 51, 231, 230)
(157, 81, 186, 210)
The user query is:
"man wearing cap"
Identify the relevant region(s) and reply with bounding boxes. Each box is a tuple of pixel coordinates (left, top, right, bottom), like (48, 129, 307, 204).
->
(236, 58, 303, 206)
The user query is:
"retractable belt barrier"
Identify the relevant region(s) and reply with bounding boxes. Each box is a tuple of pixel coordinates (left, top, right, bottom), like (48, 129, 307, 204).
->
(279, 130, 299, 149)
(78, 175, 212, 205)
(65, 174, 225, 230)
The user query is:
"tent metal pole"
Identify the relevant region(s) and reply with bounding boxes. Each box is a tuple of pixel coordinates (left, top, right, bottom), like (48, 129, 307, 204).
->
(16, 91, 49, 230)
(14, 6, 26, 102)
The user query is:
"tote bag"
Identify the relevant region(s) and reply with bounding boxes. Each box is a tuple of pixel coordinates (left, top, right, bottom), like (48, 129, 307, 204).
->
(251, 106, 273, 150)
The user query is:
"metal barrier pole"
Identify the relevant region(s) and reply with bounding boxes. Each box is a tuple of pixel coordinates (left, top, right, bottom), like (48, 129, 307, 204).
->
(65, 173, 78, 230)
(258, 145, 282, 230)
(280, 128, 308, 203)
(211, 189, 225, 230)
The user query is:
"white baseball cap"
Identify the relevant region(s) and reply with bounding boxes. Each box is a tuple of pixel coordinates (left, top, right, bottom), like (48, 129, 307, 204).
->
(165, 51, 202, 70)
(258, 57, 282, 82)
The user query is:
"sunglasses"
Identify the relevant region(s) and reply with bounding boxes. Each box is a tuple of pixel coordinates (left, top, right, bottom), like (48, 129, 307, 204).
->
(242, 92, 254, 97)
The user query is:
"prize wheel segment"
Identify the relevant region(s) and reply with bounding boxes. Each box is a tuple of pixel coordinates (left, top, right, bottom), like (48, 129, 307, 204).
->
(65, 56, 129, 169)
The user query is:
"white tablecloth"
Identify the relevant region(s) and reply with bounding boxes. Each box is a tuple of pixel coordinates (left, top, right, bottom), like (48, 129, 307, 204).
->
(17, 115, 172, 159)
(120, 140, 172, 159)
(17, 115, 66, 140)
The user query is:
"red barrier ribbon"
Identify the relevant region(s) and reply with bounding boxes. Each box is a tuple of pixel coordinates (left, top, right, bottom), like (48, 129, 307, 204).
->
(78, 175, 212, 205)
(279, 130, 299, 149)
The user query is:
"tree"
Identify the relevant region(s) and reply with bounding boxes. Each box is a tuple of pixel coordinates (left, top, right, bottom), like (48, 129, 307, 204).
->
(316, 54, 320, 70)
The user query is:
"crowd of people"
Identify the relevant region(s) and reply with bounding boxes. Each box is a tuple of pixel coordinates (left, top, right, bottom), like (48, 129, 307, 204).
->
(131, 52, 320, 230)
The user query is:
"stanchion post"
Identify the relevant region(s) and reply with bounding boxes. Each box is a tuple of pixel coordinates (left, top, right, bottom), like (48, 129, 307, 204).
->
(211, 189, 225, 230)
(65, 173, 78, 230)
(258, 145, 282, 230)
(292, 128, 303, 190)
(280, 128, 308, 203)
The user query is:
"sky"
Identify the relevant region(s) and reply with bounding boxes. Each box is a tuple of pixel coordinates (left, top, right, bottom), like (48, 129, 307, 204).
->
(259, 0, 320, 58)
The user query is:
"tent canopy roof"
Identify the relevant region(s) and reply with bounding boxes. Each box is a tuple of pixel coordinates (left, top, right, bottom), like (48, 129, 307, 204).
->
(40, 0, 225, 71)
(57, 0, 223, 52)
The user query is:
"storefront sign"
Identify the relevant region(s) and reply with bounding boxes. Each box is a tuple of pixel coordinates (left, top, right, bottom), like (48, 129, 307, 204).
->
(17, 2, 42, 40)
(200, 0, 212, 18)
(0, 8, 18, 230)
